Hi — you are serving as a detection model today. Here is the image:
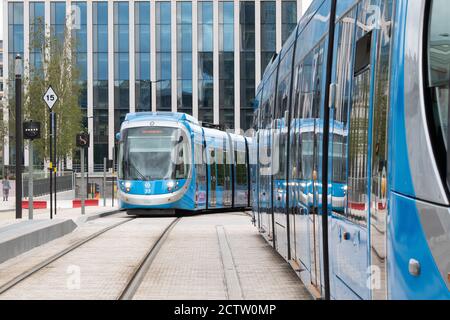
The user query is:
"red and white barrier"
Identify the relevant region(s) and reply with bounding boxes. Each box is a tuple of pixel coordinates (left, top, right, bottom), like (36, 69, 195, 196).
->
(22, 199, 100, 209)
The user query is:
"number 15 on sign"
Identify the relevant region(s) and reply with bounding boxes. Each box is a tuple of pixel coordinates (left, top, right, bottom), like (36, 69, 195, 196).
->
(43, 86, 58, 110)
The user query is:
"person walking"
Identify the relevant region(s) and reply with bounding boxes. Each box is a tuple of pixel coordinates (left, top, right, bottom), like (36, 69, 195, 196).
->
(2, 176, 11, 201)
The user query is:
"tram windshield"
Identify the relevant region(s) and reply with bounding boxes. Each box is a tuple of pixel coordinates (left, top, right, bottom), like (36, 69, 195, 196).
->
(427, 0, 450, 150)
(119, 126, 190, 181)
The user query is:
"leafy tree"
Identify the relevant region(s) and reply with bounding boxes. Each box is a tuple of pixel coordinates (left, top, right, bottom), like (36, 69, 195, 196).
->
(23, 22, 82, 166)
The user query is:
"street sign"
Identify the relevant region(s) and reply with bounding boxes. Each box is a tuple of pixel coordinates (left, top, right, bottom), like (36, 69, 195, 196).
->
(23, 121, 41, 140)
(43, 86, 58, 110)
(76, 133, 90, 148)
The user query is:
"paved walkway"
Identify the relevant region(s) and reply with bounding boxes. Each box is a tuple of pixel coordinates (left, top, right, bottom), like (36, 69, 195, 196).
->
(0, 212, 311, 300)
(133, 213, 311, 300)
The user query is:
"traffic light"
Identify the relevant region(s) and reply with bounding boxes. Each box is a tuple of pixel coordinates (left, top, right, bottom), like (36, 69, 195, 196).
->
(76, 133, 90, 148)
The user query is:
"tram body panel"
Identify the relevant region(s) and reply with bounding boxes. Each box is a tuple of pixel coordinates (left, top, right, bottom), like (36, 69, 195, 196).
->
(388, 0, 450, 299)
(251, 0, 450, 300)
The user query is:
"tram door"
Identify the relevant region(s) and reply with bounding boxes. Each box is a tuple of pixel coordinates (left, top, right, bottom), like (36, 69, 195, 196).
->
(328, 1, 392, 299)
(209, 148, 217, 207)
(296, 45, 324, 292)
(259, 129, 273, 239)
(223, 137, 233, 207)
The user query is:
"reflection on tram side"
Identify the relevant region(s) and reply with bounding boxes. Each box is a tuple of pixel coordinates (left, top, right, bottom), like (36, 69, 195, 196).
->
(251, 0, 450, 300)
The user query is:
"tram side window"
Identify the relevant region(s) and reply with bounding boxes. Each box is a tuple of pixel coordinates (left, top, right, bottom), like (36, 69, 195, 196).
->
(347, 4, 374, 226)
(195, 141, 206, 183)
(217, 148, 225, 187)
(118, 140, 124, 179)
(427, 0, 450, 176)
(236, 150, 248, 185)
(331, 7, 357, 216)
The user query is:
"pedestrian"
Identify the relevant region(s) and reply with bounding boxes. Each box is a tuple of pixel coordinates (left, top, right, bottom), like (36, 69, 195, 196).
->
(2, 176, 11, 201)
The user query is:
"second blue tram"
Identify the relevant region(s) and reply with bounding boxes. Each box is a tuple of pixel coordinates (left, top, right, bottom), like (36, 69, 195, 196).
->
(252, 0, 450, 300)
(116, 112, 251, 213)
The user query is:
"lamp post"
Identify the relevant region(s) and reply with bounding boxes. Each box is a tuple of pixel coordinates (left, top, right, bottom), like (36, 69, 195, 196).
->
(15, 55, 23, 220)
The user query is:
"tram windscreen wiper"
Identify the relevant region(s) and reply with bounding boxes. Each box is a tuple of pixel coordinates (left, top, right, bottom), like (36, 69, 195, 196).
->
(125, 160, 149, 181)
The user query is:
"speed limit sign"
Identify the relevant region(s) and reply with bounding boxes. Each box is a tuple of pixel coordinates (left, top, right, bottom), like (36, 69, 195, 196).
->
(43, 86, 58, 110)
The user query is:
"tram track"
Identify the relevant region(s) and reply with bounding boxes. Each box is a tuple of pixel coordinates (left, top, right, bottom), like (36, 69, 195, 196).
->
(0, 216, 136, 296)
(118, 217, 180, 300)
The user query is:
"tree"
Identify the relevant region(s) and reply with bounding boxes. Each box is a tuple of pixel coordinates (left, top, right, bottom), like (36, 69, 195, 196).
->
(23, 22, 82, 166)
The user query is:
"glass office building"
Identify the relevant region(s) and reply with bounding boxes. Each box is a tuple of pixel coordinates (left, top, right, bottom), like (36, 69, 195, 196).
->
(2, 0, 307, 170)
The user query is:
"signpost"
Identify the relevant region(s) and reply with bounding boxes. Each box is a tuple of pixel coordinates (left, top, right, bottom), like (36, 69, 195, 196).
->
(76, 133, 90, 215)
(43, 86, 58, 219)
(23, 121, 41, 220)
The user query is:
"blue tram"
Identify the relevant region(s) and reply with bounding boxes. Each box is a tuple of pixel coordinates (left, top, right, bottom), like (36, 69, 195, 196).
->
(116, 112, 251, 213)
(252, 0, 450, 300)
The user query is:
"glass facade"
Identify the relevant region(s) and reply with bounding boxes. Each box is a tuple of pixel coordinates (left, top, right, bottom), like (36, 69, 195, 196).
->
(50, 2, 66, 41)
(260, 1, 276, 73)
(29, 1, 44, 71)
(219, 1, 234, 129)
(135, 1, 151, 112)
(8, 2, 24, 165)
(93, 1, 109, 165)
(156, 1, 171, 110)
(240, 1, 255, 130)
(114, 1, 130, 134)
(282, 1, 297, 44)
(177, 1, 193, 115)
(198, 1, 213, 123)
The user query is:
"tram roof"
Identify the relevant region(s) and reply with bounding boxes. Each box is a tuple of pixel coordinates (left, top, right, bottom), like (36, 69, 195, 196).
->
(124, 112, 200, 125)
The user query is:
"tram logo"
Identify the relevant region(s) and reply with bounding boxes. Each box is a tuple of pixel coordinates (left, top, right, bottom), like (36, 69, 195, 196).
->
(144, 181, 152, 194)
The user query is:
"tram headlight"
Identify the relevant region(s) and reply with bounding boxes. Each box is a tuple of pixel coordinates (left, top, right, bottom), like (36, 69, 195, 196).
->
(124, 181, 132, 193)
(167, 180, 175, 192)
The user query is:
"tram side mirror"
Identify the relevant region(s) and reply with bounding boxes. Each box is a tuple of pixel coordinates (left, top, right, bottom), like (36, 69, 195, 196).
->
(178, 136, 184, 144)
(115, 132, 121, 141)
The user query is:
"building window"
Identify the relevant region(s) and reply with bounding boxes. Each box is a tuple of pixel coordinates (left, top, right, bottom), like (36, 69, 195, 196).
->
(93, 1, 109, 165)
(156, 1, 171, 111)
(29, 2, 44, 72)
(135, 1, 151, 112)
(219, 1, 234, 129)
(261, 1, 276, 73)
(51, 2, 66, 42)
(7, 1, 24, 165)
(282, 1, 297, 44)
(198, 1, 213, 123)
(240, 1, 255, 130)
(114, 2, 130, 136)
(177, 1, 193, 115)
(72, 2, 87, 121)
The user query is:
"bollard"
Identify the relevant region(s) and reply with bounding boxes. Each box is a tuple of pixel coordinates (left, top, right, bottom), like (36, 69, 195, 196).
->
(80, 148, 85, 215)
(28, 142, 34, 220)
(103, 157, 107, 207)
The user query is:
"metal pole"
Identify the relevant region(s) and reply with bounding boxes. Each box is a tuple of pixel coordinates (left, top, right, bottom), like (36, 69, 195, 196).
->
(80, 147, 85, 215)
(103, 157, 106, 207)
(15, 55, 23, 219)
(28, 141, 33, 220)
(112, 145, 115, 207)
(53, 112, 57, 216)
(49, 111, 53, 220)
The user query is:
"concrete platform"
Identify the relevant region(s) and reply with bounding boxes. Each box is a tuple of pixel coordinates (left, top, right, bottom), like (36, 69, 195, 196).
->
(0, 219, 77, 264)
